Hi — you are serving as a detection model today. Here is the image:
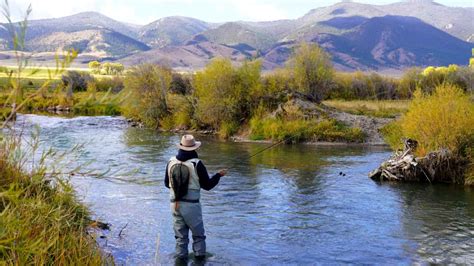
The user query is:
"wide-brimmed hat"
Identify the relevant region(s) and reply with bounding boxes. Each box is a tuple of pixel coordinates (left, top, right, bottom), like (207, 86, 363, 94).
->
(177, 134, 202, 151)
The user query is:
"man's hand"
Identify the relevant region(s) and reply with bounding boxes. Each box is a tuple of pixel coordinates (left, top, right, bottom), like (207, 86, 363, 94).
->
(218, 169, 228, 176)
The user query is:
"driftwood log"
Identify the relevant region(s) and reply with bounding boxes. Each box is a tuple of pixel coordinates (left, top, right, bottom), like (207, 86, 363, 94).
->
(369, 139, 467, 184)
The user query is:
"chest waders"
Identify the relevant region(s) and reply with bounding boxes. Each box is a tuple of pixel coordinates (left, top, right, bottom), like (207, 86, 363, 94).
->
(168, 157, 206, 258)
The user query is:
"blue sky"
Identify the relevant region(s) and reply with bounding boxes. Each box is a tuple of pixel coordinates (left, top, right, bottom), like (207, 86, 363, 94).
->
(8, 0, 474, 25)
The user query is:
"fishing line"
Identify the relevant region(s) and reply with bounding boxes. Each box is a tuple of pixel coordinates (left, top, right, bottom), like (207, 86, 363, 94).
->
(224, 135, 295, 171)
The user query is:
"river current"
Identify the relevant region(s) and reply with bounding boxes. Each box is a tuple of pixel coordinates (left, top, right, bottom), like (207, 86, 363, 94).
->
(14, 114, 474, 265)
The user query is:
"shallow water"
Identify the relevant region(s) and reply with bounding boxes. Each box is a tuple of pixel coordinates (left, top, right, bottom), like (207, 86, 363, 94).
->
(14, 114, 474, 265)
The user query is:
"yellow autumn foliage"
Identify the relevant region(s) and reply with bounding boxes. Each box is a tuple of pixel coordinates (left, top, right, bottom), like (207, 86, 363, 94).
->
(399, 84, 474, 156)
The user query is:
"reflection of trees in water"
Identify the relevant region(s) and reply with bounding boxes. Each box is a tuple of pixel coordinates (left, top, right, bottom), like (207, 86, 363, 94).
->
(395, 183, 474, 263)
(200, 141, 373, 194)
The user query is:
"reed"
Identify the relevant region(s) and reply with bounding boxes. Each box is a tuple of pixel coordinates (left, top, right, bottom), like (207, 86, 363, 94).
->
(0, 132, 111, 264)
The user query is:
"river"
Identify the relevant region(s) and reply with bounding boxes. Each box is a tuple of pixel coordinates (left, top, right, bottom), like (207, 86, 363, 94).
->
(14, 114, 474, 265)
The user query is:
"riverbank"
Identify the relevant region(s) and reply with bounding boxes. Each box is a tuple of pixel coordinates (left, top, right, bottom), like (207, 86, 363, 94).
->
(0, 135, 111, 264)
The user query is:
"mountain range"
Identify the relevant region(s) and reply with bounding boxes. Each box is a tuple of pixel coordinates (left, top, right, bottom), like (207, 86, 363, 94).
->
(0, 0, 472, 71)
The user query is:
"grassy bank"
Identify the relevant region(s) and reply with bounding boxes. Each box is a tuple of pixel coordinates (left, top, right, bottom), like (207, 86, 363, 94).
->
(323, 100, 410, 118)
(0, 75, 124, 118)
(0, 136, 110, 264)
(249, 117, 364, 143)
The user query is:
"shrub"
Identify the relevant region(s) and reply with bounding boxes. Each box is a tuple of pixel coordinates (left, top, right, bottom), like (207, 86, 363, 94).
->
(122, 64, 172, 128)
(61, 71, 93, 92)
(418, 65, 473, 94)
(256, 69, 291, 113)
(398, 67, 422, 98)
(330, 72, 399, 100)
(169, 73, 193, 95)
(102, 62, 125, 75)
(95, 76, 124, 93)
(163, 93, 194, 130)
(287, 42, 334, 102)
(383, 84, 474, 156)
(194, 58, 261, 131)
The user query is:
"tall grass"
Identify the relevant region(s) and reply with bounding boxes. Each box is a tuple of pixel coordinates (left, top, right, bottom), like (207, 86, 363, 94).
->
(0, 132, 110, 264)
(323, 100, 410, 118)
(250, 117, 364, 143)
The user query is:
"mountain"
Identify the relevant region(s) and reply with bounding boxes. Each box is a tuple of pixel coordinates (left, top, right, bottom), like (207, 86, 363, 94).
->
(0, 1, 472, 70)
(27, 29, 150, 58)
(193, 22, 277, 51)
(296, 0, 474, 43)
(0, 12, 148, 58)
(311, 16, 472, 69)
(120, 41, 257, 70)
(26, 12, 139, 40)
(138, 16, 212, 48)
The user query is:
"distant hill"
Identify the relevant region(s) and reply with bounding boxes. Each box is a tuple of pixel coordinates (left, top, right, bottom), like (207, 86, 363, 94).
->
(0, 1, 472, 70)
(26, 12, 139, 40)
(312, 16, 472, 69)
(297, 0, 474, 43)
(193, 22, 277, 51)
(27, 29, 150, 58)
(120, 41, 257, 70)
(138, 16, 212, 48)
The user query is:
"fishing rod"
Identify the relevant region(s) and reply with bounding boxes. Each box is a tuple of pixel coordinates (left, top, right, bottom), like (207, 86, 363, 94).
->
(246, 136, 294, 160)
(222, 135, 296, 173)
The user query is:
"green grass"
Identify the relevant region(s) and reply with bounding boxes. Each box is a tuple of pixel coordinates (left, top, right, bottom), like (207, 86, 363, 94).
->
(0, 87, 123, 118)
(249, 117, 365, 143)
(0, 67, 123, 80)
(323, 100, 410, 118)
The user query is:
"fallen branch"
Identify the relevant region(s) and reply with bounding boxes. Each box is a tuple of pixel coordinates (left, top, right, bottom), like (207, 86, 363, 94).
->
(369, 139, 467, 184)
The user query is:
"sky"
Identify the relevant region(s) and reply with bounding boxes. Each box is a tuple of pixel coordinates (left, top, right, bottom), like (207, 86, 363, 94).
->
(5, 0, 474, 25)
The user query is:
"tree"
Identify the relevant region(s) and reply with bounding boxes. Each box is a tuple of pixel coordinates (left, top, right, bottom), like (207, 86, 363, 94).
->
(110, 63, 124, 75)
(288, 42, 334, 102)
(102, 62, 112, 75)
(88, 61, 101, 74)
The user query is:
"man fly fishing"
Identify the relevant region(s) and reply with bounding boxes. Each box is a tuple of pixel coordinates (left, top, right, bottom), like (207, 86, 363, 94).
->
(164, 134, 227, 261)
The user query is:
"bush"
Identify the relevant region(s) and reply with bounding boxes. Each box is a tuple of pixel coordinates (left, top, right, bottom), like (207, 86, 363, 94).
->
(169, 73, 193, 95)
(61, 71, 93, 92)
(417, 65, 473, 94)
(194, 58, 261, 131)
(95, 76, 124, 93)
(383, 84, 474, 156)
(122, 64, 172, 128)
(162, 93, 194, 130)
(398, 67, 422, 98)
(288, 42, 334, 102)
(330, 72, 399, 100)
